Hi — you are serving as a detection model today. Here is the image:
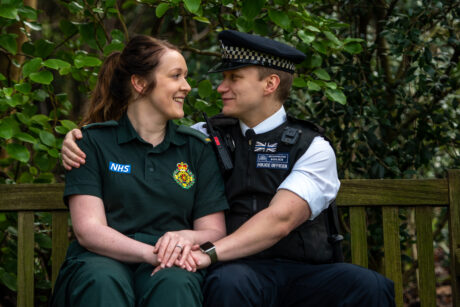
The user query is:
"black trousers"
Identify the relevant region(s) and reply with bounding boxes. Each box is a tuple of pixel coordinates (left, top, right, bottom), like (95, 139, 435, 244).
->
(203, 259, 395, 307)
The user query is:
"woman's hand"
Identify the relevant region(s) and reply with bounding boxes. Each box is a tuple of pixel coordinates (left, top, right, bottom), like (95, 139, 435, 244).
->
(150, 251, 198, 275)
(153, 230, 195, 269)
(62, 128, 86, 170)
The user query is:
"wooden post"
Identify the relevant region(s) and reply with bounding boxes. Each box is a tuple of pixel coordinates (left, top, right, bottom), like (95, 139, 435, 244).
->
(17, 212, 34, 307)
(448, 170, 460, 307)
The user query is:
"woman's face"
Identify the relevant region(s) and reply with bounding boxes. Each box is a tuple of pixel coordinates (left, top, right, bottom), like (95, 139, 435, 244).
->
(147, 49, 191, 120)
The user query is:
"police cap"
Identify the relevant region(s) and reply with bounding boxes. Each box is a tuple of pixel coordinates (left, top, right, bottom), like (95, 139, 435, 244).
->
(209, 30, 306, 74)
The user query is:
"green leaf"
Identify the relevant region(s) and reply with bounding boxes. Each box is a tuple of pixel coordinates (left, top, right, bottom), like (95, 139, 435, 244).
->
(31, 114, 49, 126)
(343, 42, 362, 54)
(298, 30, 315, 44)
(0, 268, 17, 291)
(268, 10, 291, 30)
(292, 77, 307, 88)
(55, 126, 68, 134)
(305, 25, 320, 32)
(0, 5, 18, 19)
(325, 88, 347, 105)
(39, 130, 56, 147)
(103, 42, 124, 56)
(43, 59, 71, 70)
(16, 113, 31, 125)
(14, 83, 32, 94)
(14, 132, 37, 144)
(324, 31, 341, 46)
(0, 34, 18, 55)
(23, 21, 41, 31)
(29, 70, 53, 85)
(0, 73, 6, 81)
(309, 53, 322, 68)
(194, 98, 210, 111)
(183, 0, 201, 14)
(242, 0, 266, 19)
(47, 148, 60, 158)
(156, 3, 170, 17)
(313, 68, 330, 81)
(236, 16, 253, 32)
(68, 1, 84, 13)
(0, 121, 14, 139)
(34, 39, 55, 58)
(312, 41, 327, 54)
(307, 80, 321, 91)
(193, 16, 210, 24)
(198, 80, 213, 98)
(18, 6, 38, 20)
(6, 143, 30, 163)
(60, 20, 78, 36)
(74, 55, 102, 68)
(325, 82, 337, 89)
(35, 233, 52, 249)
(60, 120, 78, 130)
(22, 58, 42, 77)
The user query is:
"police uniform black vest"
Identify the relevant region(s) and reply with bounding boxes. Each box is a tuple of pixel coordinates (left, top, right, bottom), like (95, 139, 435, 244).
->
(209, 114, 341, 264)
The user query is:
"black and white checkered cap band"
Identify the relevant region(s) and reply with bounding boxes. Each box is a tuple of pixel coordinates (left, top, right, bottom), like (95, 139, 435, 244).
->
(220, 41, 296, 73)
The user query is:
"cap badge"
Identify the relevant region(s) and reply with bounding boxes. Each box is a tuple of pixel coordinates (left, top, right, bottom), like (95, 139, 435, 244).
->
(173, 162, 195, 189)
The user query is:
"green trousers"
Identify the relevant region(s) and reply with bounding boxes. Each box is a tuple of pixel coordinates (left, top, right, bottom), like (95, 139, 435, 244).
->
(51, 240, 204, 307)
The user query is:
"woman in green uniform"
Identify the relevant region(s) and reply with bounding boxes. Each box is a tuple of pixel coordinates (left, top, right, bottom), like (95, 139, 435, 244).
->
(51, 35, 228, 306)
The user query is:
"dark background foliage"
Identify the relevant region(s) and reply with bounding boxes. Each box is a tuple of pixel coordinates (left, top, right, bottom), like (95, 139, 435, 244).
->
(0, 0, 458, 305)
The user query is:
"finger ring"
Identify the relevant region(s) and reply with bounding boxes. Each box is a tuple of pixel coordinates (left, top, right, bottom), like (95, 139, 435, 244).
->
(176, 245, 183, 251)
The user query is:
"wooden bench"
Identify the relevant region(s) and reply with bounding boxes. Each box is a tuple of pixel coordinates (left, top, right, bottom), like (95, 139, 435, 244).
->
(0, 169, 459, 307)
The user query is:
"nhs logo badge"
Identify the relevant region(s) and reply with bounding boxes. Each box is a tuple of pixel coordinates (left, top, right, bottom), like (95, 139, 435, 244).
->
(109, 161, 131, 174)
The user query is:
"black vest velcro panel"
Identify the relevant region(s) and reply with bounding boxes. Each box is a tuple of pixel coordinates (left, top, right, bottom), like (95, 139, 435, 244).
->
(217, 117, 334, 264)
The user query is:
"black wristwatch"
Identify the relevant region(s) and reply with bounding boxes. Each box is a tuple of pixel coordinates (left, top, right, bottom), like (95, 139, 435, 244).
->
(199, 241, 218, 264)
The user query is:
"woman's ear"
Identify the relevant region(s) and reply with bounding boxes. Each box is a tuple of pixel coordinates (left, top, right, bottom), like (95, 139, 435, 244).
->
(131, 75, 146, 94)
(264, 74, 280, 96)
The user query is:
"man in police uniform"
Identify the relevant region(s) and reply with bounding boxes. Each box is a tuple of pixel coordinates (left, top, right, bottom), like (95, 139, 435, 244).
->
(61, 30, 395, 306)
(190, 30, 396, 307)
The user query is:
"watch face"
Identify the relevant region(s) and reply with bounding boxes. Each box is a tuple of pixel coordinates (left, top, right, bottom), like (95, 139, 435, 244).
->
(200, 242, 214, 251)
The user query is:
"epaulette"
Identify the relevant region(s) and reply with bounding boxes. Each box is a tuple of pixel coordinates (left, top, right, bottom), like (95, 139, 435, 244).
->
(209, 113, 239, 127)
(287, 115, 325, 135)
(177, 125, 211, 144)
(82, 120, 118, 131)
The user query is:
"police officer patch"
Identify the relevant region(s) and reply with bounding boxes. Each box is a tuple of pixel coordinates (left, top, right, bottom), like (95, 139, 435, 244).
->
(256, 153, 289, 169)
(173, 162, 195, 189)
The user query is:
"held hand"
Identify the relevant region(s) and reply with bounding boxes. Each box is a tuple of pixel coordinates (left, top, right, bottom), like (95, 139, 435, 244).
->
(153, 231, 194, 269)
(61, 128, 85, 170)
(151, 251, 198, 275)
(190, 249, 211, 270)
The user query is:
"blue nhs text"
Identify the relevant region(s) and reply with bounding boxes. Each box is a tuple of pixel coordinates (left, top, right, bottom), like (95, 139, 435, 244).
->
(109, 162, 131, 173)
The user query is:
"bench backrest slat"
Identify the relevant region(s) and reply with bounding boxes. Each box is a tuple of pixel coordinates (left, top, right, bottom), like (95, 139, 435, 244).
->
(51, 212, 69, 288)
(17, 212, 34, 307)
(349, 206, 368, 268)
(415, 206, 436, 307)
(448, 170, 460, 306)
(382, 206, 404, 307)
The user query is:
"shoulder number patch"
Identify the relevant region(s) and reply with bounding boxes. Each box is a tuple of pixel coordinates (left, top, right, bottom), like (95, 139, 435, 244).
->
(173, 162, 195, 189)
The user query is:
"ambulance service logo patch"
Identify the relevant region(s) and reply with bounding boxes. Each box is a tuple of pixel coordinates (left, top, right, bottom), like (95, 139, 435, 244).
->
(173, 162, 195, 189)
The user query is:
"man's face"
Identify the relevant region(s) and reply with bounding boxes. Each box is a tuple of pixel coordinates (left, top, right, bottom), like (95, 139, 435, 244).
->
(217, 66, 266, 122)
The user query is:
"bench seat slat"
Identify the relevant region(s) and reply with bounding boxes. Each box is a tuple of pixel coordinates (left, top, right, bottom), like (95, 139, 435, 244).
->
(17, 212, 34, 307)
(415, 206, 436, 307)
(0, 184, 66, 211)
(349, 207, 368, 268)
(448, 170, 460, 306)
(383, 206, 404, 307)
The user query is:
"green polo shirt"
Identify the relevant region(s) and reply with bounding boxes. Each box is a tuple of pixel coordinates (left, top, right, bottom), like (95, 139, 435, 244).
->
(64, 114, 228, 237)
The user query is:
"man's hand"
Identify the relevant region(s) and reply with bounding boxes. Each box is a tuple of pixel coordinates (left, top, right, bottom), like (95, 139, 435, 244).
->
(61, 129, 85, 170)
(190, 248, 211, 269)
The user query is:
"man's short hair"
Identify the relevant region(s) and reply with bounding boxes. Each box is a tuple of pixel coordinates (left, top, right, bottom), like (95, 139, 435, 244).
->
(256, 66, 293, 103)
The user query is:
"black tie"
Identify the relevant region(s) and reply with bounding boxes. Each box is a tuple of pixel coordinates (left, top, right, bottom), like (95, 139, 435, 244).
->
(245, 128, 255, 138)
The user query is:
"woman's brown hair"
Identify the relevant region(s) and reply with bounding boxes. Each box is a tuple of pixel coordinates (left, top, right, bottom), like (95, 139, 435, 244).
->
(80, 35, 180, 126)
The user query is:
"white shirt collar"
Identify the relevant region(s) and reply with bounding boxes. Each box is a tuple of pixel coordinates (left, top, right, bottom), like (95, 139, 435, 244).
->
(239, 106, 287, 135)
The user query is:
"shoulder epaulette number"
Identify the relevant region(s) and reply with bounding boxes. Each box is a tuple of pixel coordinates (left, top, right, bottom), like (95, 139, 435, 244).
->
(82, 120, 118, 130)
(177, 125, 210, 144)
